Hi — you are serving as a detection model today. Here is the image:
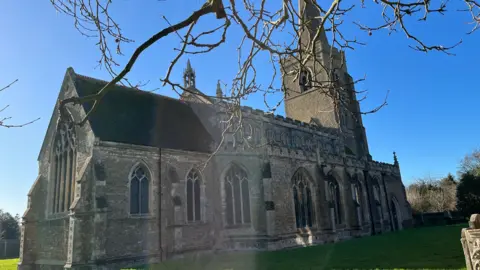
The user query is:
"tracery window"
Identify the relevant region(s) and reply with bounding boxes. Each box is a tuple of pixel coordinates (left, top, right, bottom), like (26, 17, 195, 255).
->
(329, 177, 342, 225)
(351, 179, 363, 225)
(186, 169, 202, 222)
(51, 119, 76, 213)
(224, 164, 250, 226)
(292, 168, 314, 229)
(130, 165, 150, 215)
(373, 183, 383, 221)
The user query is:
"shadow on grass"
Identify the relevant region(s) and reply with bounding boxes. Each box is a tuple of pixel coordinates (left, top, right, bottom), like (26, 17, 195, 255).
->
(127, 224, 468, 270)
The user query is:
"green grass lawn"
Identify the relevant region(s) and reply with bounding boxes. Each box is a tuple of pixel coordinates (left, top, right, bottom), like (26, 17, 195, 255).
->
(133, 224, 468, 270)
(0, 224, 468, 270)
(0, 258, 19, 269)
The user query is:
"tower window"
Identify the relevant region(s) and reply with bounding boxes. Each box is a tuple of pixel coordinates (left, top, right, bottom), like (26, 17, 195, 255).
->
(299, 69, 312, 92)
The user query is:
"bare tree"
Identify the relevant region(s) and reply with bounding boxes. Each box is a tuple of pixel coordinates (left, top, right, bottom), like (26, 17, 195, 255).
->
(406, 176, 457, 214)
(459, 148, 480, 176)
(0, 79, 39, 128)
(49, 0, 479, 132)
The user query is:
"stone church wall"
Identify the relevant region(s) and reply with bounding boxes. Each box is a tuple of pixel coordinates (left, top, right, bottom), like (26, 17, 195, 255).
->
(34, 219, 69, 263)
(212, 154, 267, 233)
(93, 143, 161, 260)
(20, 63, 413, 269)
(19, 74, 98, 269)
(163, 152, 270, 254)
(160, 149, 216, 256)
(384, 174, 412, 229)
(269, 158, 316, 235)
(21, 83, 412, 270)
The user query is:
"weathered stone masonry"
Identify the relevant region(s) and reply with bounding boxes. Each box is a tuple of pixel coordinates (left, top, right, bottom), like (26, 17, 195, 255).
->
(19, 1, 412, 268)
(18, 66, 412, 269)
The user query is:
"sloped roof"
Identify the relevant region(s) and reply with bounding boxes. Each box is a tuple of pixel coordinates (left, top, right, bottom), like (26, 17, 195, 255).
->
(181, 86, 214, 104)
(71, 70, 217, 153)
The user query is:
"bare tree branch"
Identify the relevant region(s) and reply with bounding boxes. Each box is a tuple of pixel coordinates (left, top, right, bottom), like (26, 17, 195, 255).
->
(0, 79, 18, 92)
(51, 0, 478, 150)
(59, 0, 228, 125)
(0, 79, 40, 128)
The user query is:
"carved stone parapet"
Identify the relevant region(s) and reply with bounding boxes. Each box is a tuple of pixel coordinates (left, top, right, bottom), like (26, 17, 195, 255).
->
(461, 214, 480, 270)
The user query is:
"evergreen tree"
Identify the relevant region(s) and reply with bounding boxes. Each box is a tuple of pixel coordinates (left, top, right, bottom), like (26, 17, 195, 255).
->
(0, 209, 20, 240)
(457, 173, 480, 217)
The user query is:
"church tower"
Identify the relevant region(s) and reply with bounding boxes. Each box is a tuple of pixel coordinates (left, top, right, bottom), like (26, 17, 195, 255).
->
(282, 0, 371, 158)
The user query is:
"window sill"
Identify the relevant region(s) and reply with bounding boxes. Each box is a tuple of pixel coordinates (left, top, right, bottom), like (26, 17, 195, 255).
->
(167, 221, 208, 228)
(185, 221, 207, 226)
(128, 214, 153, 219)
(224, 223, 251, 229)
(47, 212, 70, 220)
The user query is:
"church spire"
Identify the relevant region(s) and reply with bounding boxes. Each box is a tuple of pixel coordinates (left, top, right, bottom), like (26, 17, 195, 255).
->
(216, 80, 223, 98)
(186, 59, 193, 72)
(183, 59, 196, 88)
(298, 0, 329, 48)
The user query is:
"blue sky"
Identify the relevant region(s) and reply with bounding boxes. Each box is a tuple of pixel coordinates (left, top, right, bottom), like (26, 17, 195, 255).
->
(0, 1, 479, 216)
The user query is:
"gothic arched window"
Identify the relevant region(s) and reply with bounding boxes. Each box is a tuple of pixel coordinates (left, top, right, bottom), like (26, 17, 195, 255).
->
(329, 177, 342, 225)
(299, 69, 313, 92)
(224, 164, 250, 226)
(373, 182, 383, 221)
(186, 169, 202, 222)
(51, 119, 76, 213)
(130, 165, 150, 215)
(351, 177, 363, 225)
(292, 168, 314, 229)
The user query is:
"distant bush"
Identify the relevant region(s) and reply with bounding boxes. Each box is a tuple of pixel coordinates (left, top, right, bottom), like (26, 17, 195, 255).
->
(406, 174, 457, 214)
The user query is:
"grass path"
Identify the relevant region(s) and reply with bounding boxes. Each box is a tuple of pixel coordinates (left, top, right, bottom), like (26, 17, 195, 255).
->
(133, 224, 468, 270)
(0, 224, 468, 270)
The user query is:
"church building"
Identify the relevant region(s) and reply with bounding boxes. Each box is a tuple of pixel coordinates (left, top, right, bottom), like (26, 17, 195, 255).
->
(18, 1, 412, 269)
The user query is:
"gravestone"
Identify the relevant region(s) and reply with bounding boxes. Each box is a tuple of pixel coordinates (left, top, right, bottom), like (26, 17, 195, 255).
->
(461, 214, 480, 270)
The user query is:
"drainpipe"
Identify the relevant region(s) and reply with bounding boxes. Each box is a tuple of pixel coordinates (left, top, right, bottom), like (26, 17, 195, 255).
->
(364, 170, 375, 235)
